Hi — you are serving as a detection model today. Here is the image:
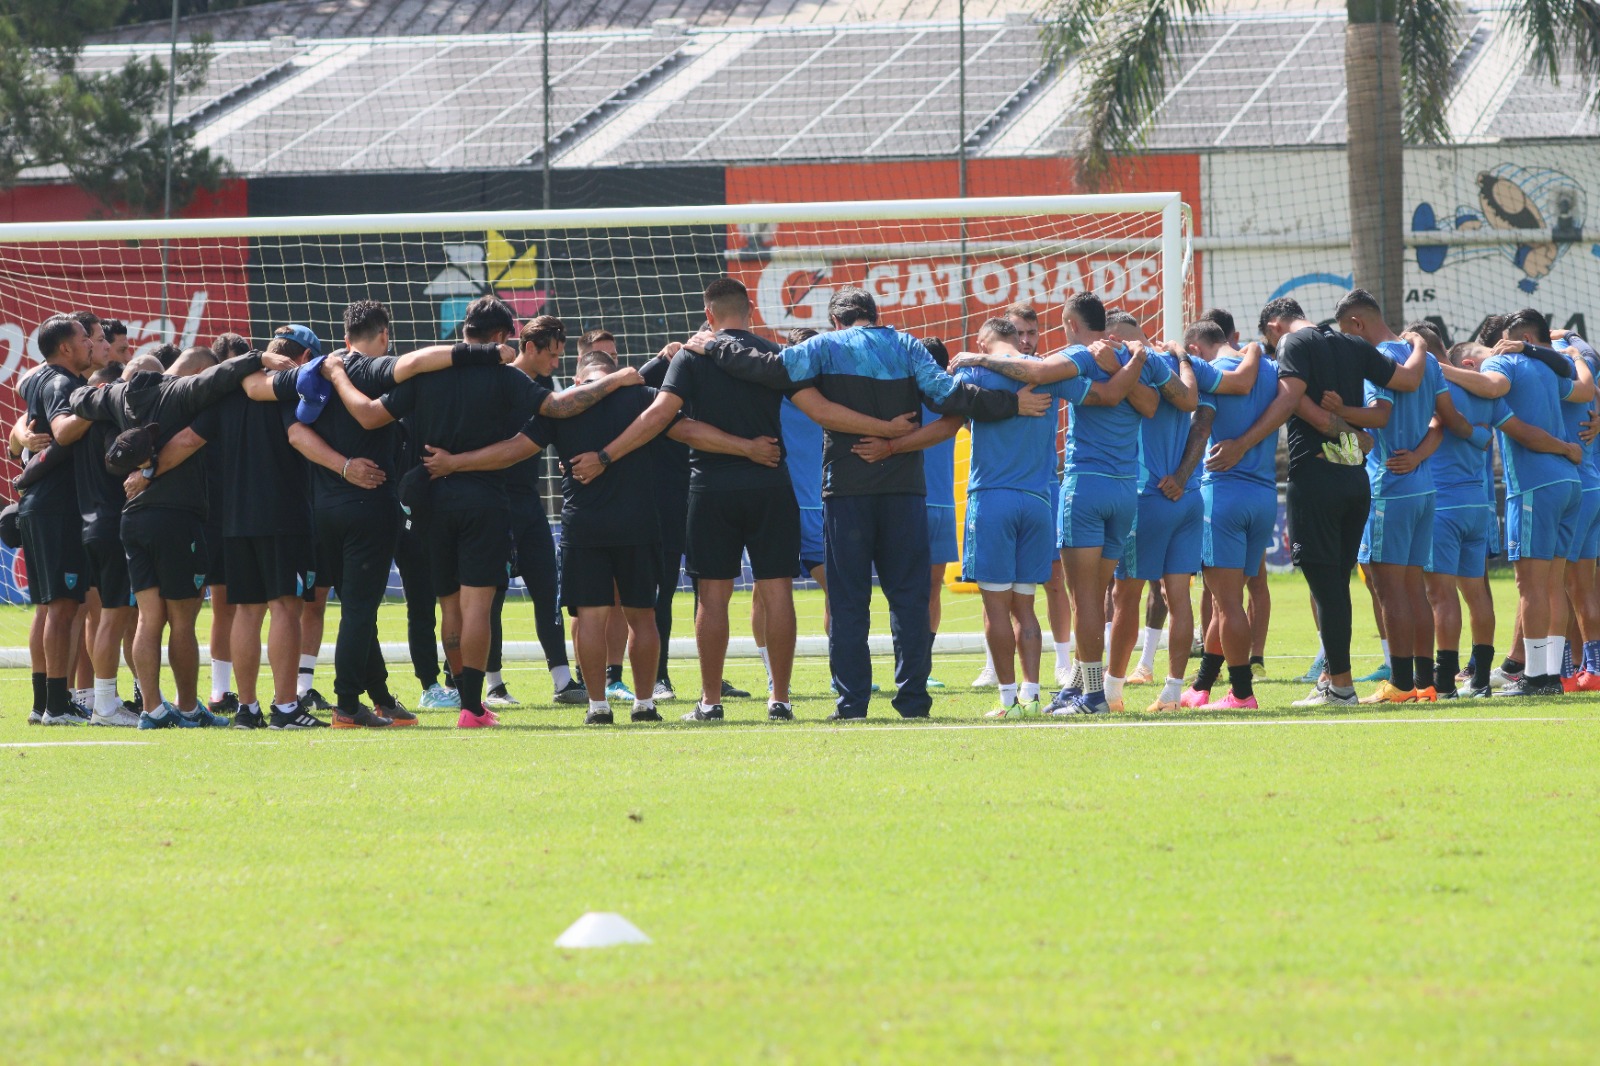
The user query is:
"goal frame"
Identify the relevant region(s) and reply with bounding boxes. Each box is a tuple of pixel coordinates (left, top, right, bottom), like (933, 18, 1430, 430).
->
(0, 192, 1191, 343)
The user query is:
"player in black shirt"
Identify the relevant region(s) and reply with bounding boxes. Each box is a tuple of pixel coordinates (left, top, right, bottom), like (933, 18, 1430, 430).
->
(18, 314, 94, 725)
(424, 347, 780, 724)
(71, 343, 284, 727)
(202, 330, 253, 715)
(327, 295, 641, 727)
(568, 279, 917, 722)
(1207, 296, 1426, 705)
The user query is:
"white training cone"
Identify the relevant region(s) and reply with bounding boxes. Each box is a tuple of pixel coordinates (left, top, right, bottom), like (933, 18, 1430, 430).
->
(554, 912, 652, 949)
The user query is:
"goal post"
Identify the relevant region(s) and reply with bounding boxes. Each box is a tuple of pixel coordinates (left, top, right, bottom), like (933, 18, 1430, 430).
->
(0, 192, 1195, 664)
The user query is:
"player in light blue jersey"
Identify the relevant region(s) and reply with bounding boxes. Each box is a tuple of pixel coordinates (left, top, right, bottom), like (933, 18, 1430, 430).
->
(1552, 331, 1600, 686)
(951, 293, 1185, 716)
(1323, 291, 1474, 703)
(1108, 320, 1261, 712)
(1443, 308, 1591, 695)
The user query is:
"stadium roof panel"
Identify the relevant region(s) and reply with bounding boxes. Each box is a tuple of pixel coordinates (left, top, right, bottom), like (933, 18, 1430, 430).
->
(1485, 57, 1600, 140)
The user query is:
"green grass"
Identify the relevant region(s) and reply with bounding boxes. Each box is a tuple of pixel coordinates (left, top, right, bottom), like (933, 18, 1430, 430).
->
(3, 573, 1599, 1062)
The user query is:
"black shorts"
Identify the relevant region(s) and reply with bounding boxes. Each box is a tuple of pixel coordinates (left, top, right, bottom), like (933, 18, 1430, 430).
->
(18, 510, 87, 605)
(560, 540, 658, 613)
(224, 534, 315, 604)
(429, 504, 512, 595)
(121, 507, 207, 601)
(85, 537, 133, 609)
(203, 521, 226, 587)
(685, 485, 800, 581)
(1287, 470, 1370, 571)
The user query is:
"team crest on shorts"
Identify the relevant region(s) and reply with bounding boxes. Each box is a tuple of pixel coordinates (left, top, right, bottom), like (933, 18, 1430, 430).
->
(306, 570, 316, 588)
(194, 574, 205, 589)
(64, 573, 77, 589)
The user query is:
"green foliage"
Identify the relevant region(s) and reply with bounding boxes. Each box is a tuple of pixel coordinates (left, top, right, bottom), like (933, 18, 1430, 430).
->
(0, 0, 227, 215)
(1398, 0, 1462, 144)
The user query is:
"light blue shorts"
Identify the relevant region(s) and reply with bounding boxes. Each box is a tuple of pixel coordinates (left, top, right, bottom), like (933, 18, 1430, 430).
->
(1427, 506, 1491, 578)
(1059, 473, 1136, 560)
(1202, 482, 1276, 576)
(962, 489, 1055, 587)
(1117, 492, 1202, 580)
(797, 506, 824, 575)
(1570, 488, 1600, 562)
(927, 505, 959, 566)
(1507, 481, 1583, 561)
(1362, 493, 1436, 569)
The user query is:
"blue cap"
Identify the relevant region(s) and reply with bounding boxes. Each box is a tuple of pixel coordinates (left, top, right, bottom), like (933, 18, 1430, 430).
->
(278, 324, 323, 359)
(295, 355, 332, 423)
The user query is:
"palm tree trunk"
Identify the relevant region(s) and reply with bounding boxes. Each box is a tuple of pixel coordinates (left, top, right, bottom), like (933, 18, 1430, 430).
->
(1346, 0, 1405, 329)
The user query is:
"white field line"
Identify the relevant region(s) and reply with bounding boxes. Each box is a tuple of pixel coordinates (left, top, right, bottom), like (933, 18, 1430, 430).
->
(0, 740, 151, 748)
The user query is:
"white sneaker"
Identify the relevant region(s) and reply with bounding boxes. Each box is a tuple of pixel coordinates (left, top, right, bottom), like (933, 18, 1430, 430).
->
(1490, 665, 1522, 687)
(971, 664, 998, 688)
(41, 708, 86, 726)
(90, 705, 140, 727)
(1291, 680, 1359, 707)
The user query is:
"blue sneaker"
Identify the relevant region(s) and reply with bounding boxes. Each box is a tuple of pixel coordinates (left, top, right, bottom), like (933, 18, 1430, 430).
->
(138, 701, 183, 729)
(829, 679, 882, 695)
(927, 678, 946, 689)
(1357, 663, 1392, 683)
(1045, 686, 1082, 712)
(1048, 693, 1110, 716)
(180, 704, 228, 728)
(419, 684, 461, 710)
(1295, 653, 1327, 684)
(606, 679, 635, 703)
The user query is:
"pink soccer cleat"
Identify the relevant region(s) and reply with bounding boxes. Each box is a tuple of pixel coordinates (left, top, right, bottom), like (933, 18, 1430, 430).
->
(457, 708, 500, 729)
(1178, 687, 1210, 708)
(1200, 692, 1259, 711)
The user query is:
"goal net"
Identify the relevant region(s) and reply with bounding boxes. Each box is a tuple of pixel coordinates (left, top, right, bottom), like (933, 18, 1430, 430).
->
(0, 193, 1193, 663)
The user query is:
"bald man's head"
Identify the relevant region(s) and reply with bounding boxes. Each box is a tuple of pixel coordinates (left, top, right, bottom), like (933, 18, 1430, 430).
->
(123, 354, 163, 377)
(168, 346, 219, 378)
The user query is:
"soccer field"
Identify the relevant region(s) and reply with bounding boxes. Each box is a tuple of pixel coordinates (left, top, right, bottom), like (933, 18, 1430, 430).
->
(3, 577, 1600, 1061)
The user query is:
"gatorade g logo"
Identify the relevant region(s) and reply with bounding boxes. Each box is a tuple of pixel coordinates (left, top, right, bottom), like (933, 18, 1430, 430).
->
(64, 573, 77, 590)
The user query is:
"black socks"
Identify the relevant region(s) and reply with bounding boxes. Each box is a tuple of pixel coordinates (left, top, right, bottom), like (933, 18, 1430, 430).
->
(1471, 644, 1494, 691)
(31, 671, 46, 713)
(606, 663, 623, 685)
(1413, 655, 1434, 692)
(1391, 655, 1414, 692)
(457, 667, 485, 713)
(1194, 653, 1224, 692)
(1228, 664, 1254, 701)
(45, 677, 71, 716)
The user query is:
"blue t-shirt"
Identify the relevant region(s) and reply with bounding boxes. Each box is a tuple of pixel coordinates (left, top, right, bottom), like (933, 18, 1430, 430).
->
(1138, 353, 1224, 495)
(779, 395, 823, 509)
(1363, 343, 1446, 498)
(1432, 381, 1498, 510)
(1487, 351, 1578, 496)
(955, 363, 1077, 498)
(922, 404, 956, 507)
(1200, 356, 1280, 490)
(1554, 341, 1600, 491)
(1059, 344, 1172, 479)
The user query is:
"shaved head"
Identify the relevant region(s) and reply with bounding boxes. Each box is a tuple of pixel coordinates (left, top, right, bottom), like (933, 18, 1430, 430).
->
(168, 346, 218, 378)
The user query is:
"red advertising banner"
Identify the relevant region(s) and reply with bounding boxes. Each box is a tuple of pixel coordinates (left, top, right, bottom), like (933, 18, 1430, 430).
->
(724, 158, 1201, 351)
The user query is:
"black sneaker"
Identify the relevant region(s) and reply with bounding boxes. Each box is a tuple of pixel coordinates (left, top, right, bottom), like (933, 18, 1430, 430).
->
(553, 678, 588, 705)
(720, 679, 751, 700)
(767, 702, 794, 721)
(1466, 685, 1492, 698)
(270, 704, 329, 729)
(1533, 676, 1565, 697)
(584, 708, 614, 725)
(1434, 685, 1460, 701)
(300, 687, 333, 711)
(630, 707, 662, 723)
(374, 699, 417, 727)
(826, 710, 866, 721)
(332, 705, 393, 728)
(1498, 678, 1536, 698)
(208, 691, 240, 718)
(681, 704, 723, 722)
(232, 704, 267, 730)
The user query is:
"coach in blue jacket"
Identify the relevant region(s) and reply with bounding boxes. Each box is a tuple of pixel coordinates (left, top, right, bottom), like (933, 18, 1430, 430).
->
(686, 286, 1048, 719)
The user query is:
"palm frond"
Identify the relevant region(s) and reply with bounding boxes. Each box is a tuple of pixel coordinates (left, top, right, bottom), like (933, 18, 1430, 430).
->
(1045, 0, 1209, 189)
(1503, 0, 1600, 89)
(1398, 0, 1463, 143)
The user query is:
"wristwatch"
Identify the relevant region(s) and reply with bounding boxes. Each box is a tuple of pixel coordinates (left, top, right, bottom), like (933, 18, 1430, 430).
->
(597, 450, 612, 468)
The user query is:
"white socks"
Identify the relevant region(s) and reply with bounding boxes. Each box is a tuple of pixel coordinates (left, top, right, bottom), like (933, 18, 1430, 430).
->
(210, 659, 232, 702)
(998, 682, 1018, 707)
(1054, 642, 1071, 671)
(1380, 639, 1391, 666)
(1105, 674, 1125, 702)
(273, 700, 297, 716)
(1082, 661, 1105, 693)
(1020, 681, 1040, 701)
(1523, 637, 1548, 677)
(633, 699, 655, 713)
(93, 678, 119, 715)
(550, 664, 571, 689)
(1545, 635, 1567, 678)
(757, 645, 772, 684)
(1139, 627, 1162, 672)
(589, 699, 609, 714)
(1160, 676, 1184, 703)
(984, 646, 996, 672)
(297, 654, 316, 697)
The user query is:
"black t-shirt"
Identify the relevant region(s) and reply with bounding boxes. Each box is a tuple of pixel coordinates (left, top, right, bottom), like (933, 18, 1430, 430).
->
(661, 331, 790, 492)
(190, 369, 306, 537)
(19, 364, 83, 518)
(380, 364, 550, 509)
(524, 385, 665, 546)
(1275, 326, 1396, 479)
(504, 370, 554, 519)
(308, 350, 400, 509)
(74, 419, 125, 542)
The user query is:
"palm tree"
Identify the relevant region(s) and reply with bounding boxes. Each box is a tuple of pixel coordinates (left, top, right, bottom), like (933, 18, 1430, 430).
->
(1043, 0, 1600, 329)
